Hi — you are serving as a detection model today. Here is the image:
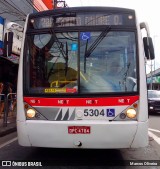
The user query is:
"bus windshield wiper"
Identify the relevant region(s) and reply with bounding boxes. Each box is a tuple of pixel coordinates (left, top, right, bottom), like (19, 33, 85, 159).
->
(84, 26, 111, 58)
(84, 26, 111, 73)
(50, 29, 67, 61)
(123, 62, 131, 91)
(65, 41, 68, 76)
(47, 29, 69, 79)
(84, 39, 88, 73)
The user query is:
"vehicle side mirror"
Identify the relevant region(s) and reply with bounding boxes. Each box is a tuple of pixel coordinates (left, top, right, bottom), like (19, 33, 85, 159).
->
(143, 37, 155, 60)
(3, 32, 13, 57)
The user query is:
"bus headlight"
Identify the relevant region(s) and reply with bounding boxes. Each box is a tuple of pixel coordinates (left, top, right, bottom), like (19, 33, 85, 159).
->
(113, 101, 138, 121)
(126, 108, 137, 118)
(26, 108, 36, 118)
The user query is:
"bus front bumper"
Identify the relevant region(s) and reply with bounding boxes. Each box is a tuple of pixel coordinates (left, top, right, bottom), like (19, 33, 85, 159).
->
(17, 120, 148, 149)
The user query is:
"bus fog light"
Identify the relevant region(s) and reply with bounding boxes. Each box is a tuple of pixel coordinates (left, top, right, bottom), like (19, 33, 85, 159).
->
(27, 109, 36, 118)
(120, 113, 126, 119)
(126, 109, 136, 118)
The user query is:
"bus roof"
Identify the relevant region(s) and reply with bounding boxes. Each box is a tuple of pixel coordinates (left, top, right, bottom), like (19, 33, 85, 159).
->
(29, 6, 135, 18)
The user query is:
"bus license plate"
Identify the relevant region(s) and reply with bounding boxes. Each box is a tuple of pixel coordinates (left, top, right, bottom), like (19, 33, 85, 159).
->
(68, 126, 91, 134)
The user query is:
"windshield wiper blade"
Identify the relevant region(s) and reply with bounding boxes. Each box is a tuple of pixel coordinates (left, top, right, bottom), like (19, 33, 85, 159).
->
(65, 41, 68, 76)
(50, 29, 69, 76)
(85, 26, 111, 58)
(84, 39, 88, 73)
(50, 29, 66, 60)
(123, 63, 131, 91)
(83, 26, 111, 73)
(48, 29, 69, 79)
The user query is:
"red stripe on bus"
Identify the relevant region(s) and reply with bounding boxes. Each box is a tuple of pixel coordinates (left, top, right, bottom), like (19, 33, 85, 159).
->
(24, 96, 139, 107)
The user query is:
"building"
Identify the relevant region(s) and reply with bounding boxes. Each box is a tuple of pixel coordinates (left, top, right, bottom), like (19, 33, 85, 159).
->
(147, 68, 160, 90)
(0, 0, 54, 92)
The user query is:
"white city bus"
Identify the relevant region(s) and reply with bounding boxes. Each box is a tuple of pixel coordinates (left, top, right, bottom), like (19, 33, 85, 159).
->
(17, 7, 154, 148)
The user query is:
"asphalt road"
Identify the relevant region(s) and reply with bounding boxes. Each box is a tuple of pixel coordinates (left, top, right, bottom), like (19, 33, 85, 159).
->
(149, 112, 160, 132)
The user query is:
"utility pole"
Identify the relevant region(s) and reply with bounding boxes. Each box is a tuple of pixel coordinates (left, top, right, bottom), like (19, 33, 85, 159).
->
(152, 35, 158, 90)
(150, 60, 153, 90)
(153, 35, 158, 73)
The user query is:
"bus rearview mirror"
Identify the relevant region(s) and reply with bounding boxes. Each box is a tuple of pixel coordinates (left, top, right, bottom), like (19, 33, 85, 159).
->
(143, 37, 155, 60)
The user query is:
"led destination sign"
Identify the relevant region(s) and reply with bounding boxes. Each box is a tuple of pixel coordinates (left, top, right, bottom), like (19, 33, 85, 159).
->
(55, 14, 123, 27)
(29, 13, 135, 29)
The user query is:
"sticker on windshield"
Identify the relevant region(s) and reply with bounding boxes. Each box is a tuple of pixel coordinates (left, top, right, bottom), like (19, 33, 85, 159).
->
(80, 32, 91, 41)
(44, 88, 77, 93)
(71, 43, 78, 51)
(44, 88, 66, 93)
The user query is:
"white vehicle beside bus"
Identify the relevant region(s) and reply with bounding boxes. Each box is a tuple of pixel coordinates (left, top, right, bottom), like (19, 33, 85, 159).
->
(16, 7, 154, 148)
(0, 19, 23, 63)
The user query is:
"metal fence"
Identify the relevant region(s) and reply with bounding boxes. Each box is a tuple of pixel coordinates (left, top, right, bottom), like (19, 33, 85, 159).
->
(0, 93, 17, 127)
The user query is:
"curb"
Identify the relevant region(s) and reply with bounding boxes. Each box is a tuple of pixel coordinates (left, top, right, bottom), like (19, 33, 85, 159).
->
(0, 126, 17, 137)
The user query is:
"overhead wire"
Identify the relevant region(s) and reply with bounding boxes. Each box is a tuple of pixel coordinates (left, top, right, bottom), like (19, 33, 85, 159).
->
(0, 0, 41, 25)
(2, 0, 26, 17)
(1, 0, 41, 18)
(8, 0, 27, 16)
(0, 11, 21, 15)
(0, 2, 25, 23)
(0, 1, 15, 14)
(20, 0, 34, 11)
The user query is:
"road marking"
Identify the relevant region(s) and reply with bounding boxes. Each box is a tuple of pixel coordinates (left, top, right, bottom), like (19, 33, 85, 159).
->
(0, 137, 17, 149)
(149, 128, 160, 133)
(148, 131, 160, 145)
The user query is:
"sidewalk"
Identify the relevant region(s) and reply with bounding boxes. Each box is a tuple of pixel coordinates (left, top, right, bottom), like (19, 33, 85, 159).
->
(0, 116, 17, 137)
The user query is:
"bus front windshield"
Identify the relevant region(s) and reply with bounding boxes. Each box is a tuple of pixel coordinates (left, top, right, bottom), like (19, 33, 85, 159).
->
(25, 30, 137, 95)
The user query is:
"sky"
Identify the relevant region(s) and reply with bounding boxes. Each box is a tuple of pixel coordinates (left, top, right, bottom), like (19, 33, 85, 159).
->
(65, 0, 160, 73)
